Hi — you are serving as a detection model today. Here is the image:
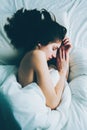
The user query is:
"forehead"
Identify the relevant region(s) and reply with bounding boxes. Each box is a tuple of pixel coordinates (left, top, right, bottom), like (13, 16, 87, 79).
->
(49, 40, 62, 46)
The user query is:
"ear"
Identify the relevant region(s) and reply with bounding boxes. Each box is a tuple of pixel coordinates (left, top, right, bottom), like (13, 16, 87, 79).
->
(37, 43, 42, 49)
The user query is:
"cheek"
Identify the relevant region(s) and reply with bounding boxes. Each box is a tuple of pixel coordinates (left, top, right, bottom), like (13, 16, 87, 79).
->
(47, 50, 52, 57)
(47, 51, 51, 56)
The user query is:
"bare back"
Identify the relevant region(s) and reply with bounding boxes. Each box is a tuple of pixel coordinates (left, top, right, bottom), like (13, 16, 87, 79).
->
(18, 50, 47, 87)
(18, 51, 35, 87)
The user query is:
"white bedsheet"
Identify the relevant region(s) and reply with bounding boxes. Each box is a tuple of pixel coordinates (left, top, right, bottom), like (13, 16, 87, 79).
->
(0, 66, 71, 130)
(0, 0, 87, 130)
(0, 66, 87, 130)
(0, 0, 87, 48)
(0, 0, 87, 64)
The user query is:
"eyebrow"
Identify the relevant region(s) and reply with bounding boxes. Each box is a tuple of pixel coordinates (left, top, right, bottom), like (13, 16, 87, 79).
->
(53, 46, 58, 49)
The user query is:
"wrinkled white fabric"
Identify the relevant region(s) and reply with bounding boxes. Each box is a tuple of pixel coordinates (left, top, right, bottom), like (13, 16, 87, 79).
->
(0, 0, 87, 130)
(1, 0, 87, 64)
(0, 66, 71, 130)
(69, 47, 87, 81)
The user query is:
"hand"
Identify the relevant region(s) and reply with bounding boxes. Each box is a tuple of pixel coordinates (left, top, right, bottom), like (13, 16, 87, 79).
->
(62, 37, 72, 54)
(56, 47, 69, 76)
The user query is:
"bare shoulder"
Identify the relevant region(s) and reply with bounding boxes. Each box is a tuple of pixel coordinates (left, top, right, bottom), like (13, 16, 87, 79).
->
(31, 50, 46, 63)
(32, 50, 46, 58)
(21, 50, 45, 61)
(28, 50, 47, 71)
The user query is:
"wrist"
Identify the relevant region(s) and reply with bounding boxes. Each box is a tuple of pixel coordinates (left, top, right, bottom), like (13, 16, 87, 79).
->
(59, 70, 66, 77)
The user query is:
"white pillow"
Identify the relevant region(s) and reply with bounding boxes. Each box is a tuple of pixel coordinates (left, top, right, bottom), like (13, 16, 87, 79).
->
(69, 76, 87, 104)
(0, 0, 69, 65)
(69, 47, 87, 81)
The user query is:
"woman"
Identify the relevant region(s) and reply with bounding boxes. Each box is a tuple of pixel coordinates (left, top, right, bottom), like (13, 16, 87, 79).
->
(4, 8, 72, 109)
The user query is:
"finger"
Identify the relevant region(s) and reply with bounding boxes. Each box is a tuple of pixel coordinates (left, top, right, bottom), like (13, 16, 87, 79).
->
(64, 44, 72, 51)
(63, 38, 69, 43)
(57, 48, 59, 55)
(63, 48, 66, 60)
(56, 49, 60, 59)
(63, 37, 69, 41)
(63, 40, 70, 45)
(65, 50, 69, 61)
(62, 47, 64, 59)
(60, 48, 62, 59)
(63, 38, 70, 45)
(64, 44, 71, 48)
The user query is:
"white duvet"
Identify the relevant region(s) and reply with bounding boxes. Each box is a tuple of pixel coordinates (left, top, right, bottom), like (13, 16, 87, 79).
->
(0, 66, 71, 130)
(0, 66, 87, 130)
(0, 0, 87, 130)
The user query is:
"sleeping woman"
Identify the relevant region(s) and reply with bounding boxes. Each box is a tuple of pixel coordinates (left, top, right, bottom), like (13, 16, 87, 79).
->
(4, 8, 72, 110)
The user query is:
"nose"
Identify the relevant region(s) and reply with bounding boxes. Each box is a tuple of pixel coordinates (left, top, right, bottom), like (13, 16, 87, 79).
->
(52, 51, 57, 58)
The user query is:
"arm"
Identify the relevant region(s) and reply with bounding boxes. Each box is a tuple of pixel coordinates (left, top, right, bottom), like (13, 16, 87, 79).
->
(32, 50, 68, 110)
(61, 37, 72, 81)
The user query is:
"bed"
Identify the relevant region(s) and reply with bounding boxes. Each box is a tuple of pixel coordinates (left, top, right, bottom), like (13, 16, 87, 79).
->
(0, 0, 87, 130)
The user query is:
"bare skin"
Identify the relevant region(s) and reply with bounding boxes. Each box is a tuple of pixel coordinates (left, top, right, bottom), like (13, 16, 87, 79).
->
(18, 38, 72, 109)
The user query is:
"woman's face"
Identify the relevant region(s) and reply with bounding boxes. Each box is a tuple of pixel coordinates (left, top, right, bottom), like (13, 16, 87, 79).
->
(39, 40, 62, 61)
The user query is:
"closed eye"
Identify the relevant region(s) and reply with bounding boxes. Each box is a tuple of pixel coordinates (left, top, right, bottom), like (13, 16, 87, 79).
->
(53, 47, 58, 51)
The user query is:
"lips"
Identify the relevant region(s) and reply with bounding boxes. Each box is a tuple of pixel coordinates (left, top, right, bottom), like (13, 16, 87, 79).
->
(49, 57, 52, 60)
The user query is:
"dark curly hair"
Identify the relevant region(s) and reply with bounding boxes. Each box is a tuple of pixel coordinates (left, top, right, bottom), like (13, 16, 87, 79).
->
(4, 8, 67, 52)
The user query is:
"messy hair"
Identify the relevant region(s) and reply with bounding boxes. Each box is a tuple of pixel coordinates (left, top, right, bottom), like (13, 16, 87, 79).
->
(4, 8, 67, 52)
